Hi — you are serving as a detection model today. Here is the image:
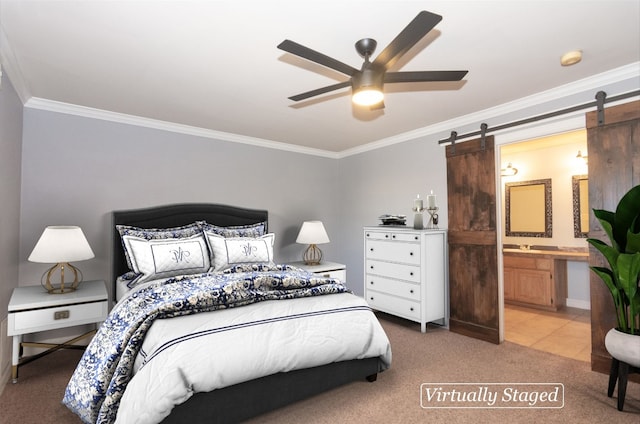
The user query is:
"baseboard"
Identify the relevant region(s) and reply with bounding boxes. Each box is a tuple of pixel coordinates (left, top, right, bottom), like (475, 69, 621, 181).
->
(566, 298, 591, 310)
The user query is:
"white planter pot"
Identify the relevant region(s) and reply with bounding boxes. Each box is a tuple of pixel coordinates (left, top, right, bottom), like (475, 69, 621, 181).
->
(605, 328, 640, 367)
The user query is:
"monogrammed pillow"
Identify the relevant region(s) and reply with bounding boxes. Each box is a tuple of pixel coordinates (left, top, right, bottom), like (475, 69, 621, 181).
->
(205, 232, 275, 271)
(121, 233, 210, 286)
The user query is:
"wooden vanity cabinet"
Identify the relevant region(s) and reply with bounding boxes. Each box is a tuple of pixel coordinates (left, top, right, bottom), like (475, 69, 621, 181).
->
(503, 253, 567, 311)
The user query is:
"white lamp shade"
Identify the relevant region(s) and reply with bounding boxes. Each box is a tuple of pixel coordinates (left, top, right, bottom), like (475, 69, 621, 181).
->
(296, 221, 330, 245)
(28, 226, 95, 263)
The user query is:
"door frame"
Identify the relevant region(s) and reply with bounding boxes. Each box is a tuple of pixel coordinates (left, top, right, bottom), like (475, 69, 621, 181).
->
(489, 112, 588, 342)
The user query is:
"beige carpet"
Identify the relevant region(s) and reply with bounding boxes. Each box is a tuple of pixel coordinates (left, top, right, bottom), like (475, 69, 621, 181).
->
(1, 313, 638, 424)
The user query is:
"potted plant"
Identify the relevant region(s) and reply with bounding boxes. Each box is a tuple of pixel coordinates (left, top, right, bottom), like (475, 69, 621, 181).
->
(587, 184, 640, 410)
(587, 184, 640, 336)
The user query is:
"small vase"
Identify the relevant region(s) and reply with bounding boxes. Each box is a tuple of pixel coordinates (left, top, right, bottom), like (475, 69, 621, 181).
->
(604, 328, 640, 367)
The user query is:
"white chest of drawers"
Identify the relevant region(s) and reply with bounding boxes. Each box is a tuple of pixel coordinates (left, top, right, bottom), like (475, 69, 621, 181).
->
(364, 227, 447, 332)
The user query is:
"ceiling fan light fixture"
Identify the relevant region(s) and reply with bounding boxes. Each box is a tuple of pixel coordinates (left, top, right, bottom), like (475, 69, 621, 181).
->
(352, 88, 384, 106)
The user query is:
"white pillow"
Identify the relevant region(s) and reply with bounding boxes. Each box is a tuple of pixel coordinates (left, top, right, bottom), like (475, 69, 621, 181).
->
(205, 232, 275, 271)
(121, 233, 210, 285)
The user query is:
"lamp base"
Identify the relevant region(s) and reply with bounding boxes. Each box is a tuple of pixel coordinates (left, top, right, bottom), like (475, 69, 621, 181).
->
(41, 262, 83, 294)
(302, 244, 323, 266)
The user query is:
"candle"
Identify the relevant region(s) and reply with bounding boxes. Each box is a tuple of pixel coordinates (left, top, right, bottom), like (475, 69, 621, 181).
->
(427, 190, 436, 208)
(414, 195, 423, 211)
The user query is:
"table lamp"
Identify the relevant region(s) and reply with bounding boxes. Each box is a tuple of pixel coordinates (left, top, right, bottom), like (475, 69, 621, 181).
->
(28, 226, 95, 294)
(296, 221, 330, 265)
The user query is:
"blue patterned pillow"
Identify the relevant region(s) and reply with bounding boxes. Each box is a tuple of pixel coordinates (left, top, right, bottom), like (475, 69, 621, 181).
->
(116, 223, 202, 270)
(196, 221, 266, 238)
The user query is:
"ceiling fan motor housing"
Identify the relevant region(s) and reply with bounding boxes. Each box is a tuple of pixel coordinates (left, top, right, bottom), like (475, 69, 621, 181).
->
(352, 64, 384, 91)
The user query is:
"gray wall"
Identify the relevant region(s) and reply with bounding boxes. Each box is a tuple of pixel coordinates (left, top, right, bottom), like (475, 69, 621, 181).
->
(336, 137, 448, 296)
(18, 109, 342, 299)
(0, 68, 23, 390)
(0, 73, 23, 317)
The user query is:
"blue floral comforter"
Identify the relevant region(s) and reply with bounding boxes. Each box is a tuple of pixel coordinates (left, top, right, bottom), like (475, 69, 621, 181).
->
(62, 264, 351, 424)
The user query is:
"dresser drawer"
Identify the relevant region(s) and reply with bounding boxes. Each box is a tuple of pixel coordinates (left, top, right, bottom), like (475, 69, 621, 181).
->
(366, 259, 421, 283)
(366, 290, 421, 321)
(366, 240, 420, 265)
(365, 275, 420, 301)
(365, 231, 420, 243)
(8, 301, 108, 335)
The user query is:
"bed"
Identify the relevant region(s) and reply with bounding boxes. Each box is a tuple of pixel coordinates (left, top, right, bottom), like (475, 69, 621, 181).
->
(62, 203, 392, 424)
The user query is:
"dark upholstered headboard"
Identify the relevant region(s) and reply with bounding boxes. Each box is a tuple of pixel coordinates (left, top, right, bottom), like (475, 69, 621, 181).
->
(111, 203, 268, 284)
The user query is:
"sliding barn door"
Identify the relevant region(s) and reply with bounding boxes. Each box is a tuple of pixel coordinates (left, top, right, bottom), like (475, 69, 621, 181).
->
(586, 100, 640, 375)
(446, 136, 500, 344)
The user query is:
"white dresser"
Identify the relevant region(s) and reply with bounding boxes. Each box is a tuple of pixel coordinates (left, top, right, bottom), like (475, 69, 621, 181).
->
(364, 227, 447, 332)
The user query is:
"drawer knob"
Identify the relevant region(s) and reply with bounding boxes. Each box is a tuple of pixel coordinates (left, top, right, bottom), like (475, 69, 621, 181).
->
(410, 307, 414, 311)
(370, 281, 374, 285)
(409, 252, 414, 256)
(410, 272, 414, 276)
(370, 297, 374, 301)
(410, 289, 414, 294)
(414, 236, 418, 240)
(392, 235, 396, 239)
(385, 234, 389, 238)
(370, 248, 374, 252)
(370, 265, 374, 269)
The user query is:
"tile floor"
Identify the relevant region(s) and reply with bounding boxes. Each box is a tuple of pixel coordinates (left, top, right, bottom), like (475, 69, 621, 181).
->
(504, 304, 591, 362)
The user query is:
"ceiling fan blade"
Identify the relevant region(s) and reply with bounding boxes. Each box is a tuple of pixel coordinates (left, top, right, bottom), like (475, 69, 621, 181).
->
(384, 70, 468, 83)
(278, 39, 359, 76)
(372, 11, 442, 70)
(288, 81, 352, 102)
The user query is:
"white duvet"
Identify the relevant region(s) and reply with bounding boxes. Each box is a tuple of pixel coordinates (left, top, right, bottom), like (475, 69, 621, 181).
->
(115, 292, 392, 424)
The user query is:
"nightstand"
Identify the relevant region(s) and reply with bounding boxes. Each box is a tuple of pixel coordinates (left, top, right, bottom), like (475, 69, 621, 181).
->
(7, 280, 108, 382)
(288, 261, 346, 281)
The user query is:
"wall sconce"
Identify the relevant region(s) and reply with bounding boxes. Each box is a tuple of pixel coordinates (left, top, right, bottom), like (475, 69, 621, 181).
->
(296, 221, 330, 265)
(28, 226, 95, 293)
(576, 150, 588, 164)
(501, 163, 518, 177)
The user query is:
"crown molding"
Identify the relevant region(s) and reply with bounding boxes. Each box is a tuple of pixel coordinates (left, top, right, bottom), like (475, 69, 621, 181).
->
(337, 61, 640, 158)
(21, 62, 640, 160)
(24, 97, 340, 159)
(0, 21, 30, 103)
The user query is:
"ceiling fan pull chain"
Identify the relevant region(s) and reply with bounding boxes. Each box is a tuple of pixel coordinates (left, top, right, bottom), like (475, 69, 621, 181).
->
(480, 123, 488, 150)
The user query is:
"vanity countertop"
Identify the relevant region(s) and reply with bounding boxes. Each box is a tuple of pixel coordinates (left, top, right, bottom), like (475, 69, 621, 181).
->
(502, 248, 589, 261)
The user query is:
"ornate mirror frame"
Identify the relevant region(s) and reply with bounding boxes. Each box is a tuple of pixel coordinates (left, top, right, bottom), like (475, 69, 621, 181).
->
(572, 175, 589, 238)
(505, 178, 553, 238)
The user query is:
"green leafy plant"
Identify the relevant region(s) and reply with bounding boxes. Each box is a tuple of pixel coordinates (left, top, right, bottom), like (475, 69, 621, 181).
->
(587, 185, 640, 335)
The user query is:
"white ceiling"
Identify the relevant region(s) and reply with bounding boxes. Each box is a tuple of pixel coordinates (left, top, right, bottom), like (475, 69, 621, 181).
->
(1, 1, 639, 154)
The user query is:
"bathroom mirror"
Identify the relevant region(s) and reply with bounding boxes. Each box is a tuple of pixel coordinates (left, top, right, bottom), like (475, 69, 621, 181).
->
(572, 175, 589, 237)
(505, 178, 552, 237)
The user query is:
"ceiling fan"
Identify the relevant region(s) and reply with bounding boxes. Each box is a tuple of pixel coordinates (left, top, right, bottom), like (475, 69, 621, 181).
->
(277, 10, 468, 109)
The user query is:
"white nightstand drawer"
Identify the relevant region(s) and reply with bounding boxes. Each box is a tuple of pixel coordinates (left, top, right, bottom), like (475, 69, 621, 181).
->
(366, 290, 421, 320)
(314, 269, 346, 280)
(9, 301, 108, 335)
(366, 275, 420, 301)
